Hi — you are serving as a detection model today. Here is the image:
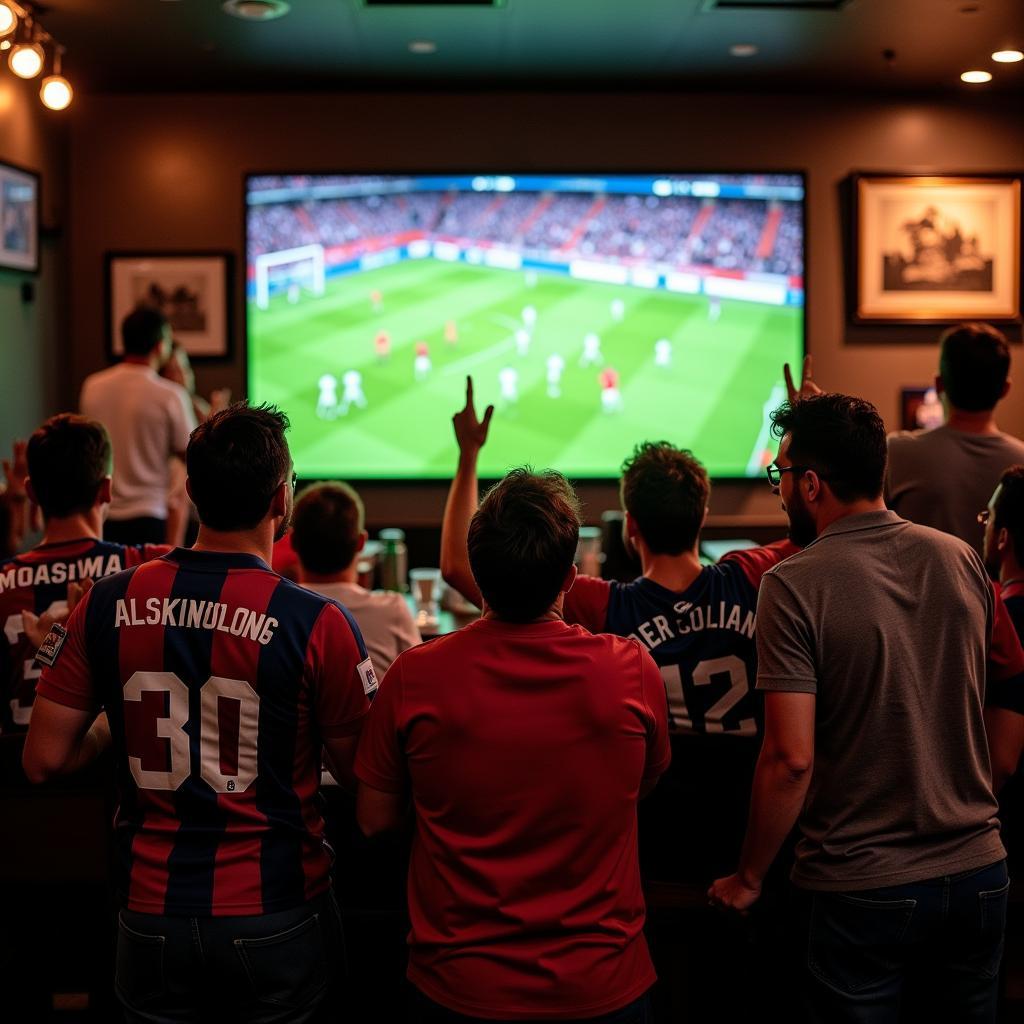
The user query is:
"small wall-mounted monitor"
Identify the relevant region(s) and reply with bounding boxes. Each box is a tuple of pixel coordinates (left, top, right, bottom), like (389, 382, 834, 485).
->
(245, 172, 805, 480)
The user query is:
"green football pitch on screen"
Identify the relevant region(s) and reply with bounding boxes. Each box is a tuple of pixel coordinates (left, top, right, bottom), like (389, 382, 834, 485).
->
(247, 259, 802, 480)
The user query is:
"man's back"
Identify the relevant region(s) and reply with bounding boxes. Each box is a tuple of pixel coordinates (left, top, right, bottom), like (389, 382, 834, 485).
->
(758, 510, 1003, 890)
(38, 547, 371, 915)
(886, 425, 1024, 554)
(0, 539, 163, 733)
(356, 617, 669, 1019)
(80, 363, 195, 521)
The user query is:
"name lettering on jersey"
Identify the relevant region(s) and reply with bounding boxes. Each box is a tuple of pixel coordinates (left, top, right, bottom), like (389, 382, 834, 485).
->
(0, 554, 123, 594)
(628, 600, 755, 650)
(114, 598, 279, 645)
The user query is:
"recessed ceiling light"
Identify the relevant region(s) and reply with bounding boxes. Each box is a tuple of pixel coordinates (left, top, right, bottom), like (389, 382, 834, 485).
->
(729, 44, 758, 58)
(0, 40, 10, 51)
(992, 50, 1023, 63)
(960, 69, 993, 83)
(222, 0, 290, 21)
(408, 40, 437, 54)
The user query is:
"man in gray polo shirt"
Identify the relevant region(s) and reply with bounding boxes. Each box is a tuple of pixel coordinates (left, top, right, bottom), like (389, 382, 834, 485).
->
(710, 392, 1024, 1022)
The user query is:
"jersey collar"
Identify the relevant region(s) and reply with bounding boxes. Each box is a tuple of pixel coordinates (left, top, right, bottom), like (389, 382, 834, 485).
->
(166, 547, 272, 572)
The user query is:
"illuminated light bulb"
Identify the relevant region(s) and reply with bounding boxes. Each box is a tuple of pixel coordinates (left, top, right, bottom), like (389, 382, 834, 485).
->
(992, 50, 1023, 63)
(960, 69, 992, 83)
(0, 2, 16, 39)
(9, 41, 44, 79)
(40, 74, 72, 110)
(0, 40, 10, 51)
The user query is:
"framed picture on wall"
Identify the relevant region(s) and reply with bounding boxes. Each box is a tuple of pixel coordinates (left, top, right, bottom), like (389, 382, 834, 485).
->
(106, 252, 233, 358)
(854, 174, 1021, 323)
(0, 161, 40, 273)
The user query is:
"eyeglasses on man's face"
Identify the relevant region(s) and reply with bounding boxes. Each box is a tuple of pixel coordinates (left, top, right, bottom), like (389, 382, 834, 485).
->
(766, 463, 802, 487)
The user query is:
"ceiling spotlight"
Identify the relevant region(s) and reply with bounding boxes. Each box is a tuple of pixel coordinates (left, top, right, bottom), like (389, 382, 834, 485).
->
(961, 69, 993, 83)
(0, 40, 10, 51)
(40, 50, 72, 110)
(992, 50, 1023, 63)
(729, 43, 758, 58)
(408, 40, 437, 54)
(222, 0, 290, 20)
(10, 40, 44, 79)
(0, 1, 16, 39)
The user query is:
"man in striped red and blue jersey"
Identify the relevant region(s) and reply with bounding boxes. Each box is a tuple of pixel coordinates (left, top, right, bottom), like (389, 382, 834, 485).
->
(24, 403, 375, 1024)
(0, 414, 167, 735)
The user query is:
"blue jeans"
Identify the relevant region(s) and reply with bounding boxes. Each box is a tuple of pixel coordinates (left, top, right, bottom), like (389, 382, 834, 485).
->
(797, 860, 1009, 1024)
(115, 890, 344, 1024)
(408, 988, 653, 1024)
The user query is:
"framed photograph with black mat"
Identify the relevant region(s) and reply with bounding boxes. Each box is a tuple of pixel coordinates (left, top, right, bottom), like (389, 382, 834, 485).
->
(854, 175, 1021, 323)
(0, 161, 40, 273)
(106, 252, 233, 358)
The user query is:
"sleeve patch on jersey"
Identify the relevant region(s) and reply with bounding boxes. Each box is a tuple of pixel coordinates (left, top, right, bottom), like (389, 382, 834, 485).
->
(34, 622, 68, 667)
(357, 657, 378, 696)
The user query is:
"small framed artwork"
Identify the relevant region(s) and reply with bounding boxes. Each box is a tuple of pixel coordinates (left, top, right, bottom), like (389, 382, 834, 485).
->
(854, 174, 1021, 323)
(899, 386, 944, 432)
(0, 161, 40, 273)
(106, 252, 233, 358)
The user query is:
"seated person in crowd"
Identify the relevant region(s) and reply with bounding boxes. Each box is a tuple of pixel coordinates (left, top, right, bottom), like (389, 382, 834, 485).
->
(439, 374, 800, 880)
(79, 307, 196, 546)
(292, 480, 420, 682)
(356, 444, 670, 1022)
(0, 414, 167, 736)
(23, 402, 374, 1023)
(887, 321, 1024, 555)
(1, 440, 34, 559)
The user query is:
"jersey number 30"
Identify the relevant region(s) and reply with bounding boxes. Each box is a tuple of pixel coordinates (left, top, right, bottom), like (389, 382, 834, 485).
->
(123, 671, 260, 794)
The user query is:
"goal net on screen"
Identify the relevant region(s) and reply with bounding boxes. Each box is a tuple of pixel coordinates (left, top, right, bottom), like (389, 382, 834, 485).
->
(253, 244, 326, 309)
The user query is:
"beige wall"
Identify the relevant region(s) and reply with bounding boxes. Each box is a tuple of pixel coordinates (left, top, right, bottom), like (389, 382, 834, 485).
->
(66, 90, 1024, 523)
(0, 74, 68, 442)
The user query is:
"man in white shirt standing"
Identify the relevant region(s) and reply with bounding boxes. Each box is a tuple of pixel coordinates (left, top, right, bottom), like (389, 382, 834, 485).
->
(80, 308, 196, 545)
(292, 481, 420, 681)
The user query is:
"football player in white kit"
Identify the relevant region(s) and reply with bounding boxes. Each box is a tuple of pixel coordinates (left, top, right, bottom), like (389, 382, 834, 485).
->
(580, 332, 603, 367)
(521, 305, 537, 331)
(316, 374, 339, 419)
(708, 297, 722, 322)
(654, 338, 672, 368)
(546, 353, 566, 398)
(515, 328, 531, 357)
(414, 341, 432, 381)
(498, 366, 519, 409)
(339, 370, 368, 415)
(610, 298, 625, 322)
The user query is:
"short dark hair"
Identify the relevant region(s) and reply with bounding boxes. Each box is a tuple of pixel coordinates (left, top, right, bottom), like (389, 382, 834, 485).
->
(291, 482, 364, 575)
(121, 306, 169, 357)
(186, 403, 291, 531)
(27, 414, 112, 518)
(770, 393, 887, 502)
(468, 468, 581, 622)
(620, 442, 709, 555)
(994, 465, 1024, 559)
(939, 322, 1010, 412)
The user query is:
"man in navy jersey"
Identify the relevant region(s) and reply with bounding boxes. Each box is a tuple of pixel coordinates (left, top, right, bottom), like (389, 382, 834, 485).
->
(980, 464, 1024, 790)
(439, 376, 797, 880)
(24, 403, 375, 1024)
(0, 414, 166, 736)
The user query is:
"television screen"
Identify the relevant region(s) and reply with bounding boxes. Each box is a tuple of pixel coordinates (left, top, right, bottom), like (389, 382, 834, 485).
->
(245, 173, 804, 480)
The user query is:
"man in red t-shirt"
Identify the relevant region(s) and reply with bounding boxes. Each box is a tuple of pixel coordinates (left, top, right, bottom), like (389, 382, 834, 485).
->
(356, 379, 670, 1021)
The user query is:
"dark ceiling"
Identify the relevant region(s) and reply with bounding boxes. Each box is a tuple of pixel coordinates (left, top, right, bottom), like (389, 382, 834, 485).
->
(32, 0, 1024, 95)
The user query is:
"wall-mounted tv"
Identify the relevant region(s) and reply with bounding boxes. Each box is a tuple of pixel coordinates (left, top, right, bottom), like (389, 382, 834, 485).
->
(245, 173, 805, 480)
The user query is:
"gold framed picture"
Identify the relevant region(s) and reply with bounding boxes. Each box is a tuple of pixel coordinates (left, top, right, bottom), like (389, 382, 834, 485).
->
(854, 175, 1021, 323)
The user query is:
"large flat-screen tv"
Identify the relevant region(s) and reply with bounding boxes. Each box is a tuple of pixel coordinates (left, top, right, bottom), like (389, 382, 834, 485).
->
(245, 173, 805, 480)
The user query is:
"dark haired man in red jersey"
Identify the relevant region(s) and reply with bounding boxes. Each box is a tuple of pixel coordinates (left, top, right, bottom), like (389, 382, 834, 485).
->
(25, 403, 375, 1024)
(356, 380, 670, 1022)
(0, 414, 167, 736)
